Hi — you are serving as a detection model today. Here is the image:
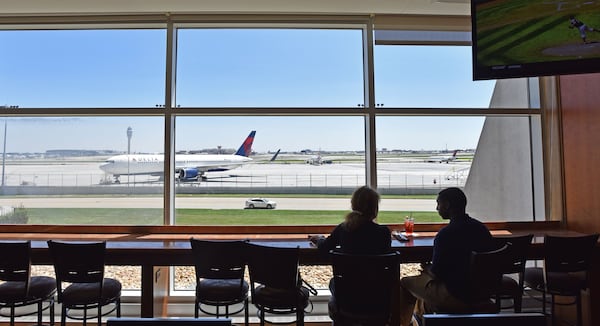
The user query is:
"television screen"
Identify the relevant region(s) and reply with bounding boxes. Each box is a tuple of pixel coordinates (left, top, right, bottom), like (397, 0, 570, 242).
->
(471, 0, 600, 80)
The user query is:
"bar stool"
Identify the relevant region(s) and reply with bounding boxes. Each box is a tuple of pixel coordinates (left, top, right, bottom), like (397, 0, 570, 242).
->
(0, 241, 56, 326)
(328, 250, 401, 326)
(47, 240, 122, 326)
(464, 244, 510, 314)
(245, 243, 312, 326)
(523, 234, 599, 326)
(190, 238, 249, 326)
(493, 234, 533, 312)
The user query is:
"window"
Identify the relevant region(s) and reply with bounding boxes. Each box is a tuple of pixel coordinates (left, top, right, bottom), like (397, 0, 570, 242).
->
(173, 116, 365, 225)
(176, 28, 364, 108)
(0, 17, 546, 294)
(374, 45, 497, 108)
(0, 22, 543, 226)
(0, 29, 166, 108)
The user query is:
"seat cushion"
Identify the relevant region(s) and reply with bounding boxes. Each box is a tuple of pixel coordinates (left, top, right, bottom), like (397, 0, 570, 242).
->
(546, 271, 587, 296)
(524, 267, 544, 291)
(328, 294, 389, 326)
(524, 267, 587, 296)
(498, 275, 521, 296)
(196, 278, 249, 303)
(61, 278, 121, 306)
(252, 285, 309, 310)
(0, 276, 56, 303)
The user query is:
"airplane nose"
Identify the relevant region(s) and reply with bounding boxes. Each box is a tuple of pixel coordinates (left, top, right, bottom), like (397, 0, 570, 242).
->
(99, 162, 112, 172)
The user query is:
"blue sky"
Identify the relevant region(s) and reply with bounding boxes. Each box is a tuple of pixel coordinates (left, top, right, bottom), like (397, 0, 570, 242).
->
(0, 29, 495, 153)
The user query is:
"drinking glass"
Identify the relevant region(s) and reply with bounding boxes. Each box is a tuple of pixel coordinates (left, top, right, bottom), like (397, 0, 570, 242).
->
(404, 217, 414, 235)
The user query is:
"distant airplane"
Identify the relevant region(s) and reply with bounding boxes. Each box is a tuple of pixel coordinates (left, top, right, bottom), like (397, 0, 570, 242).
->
(426, 150, 458, 163)
(305, 152, 332, 165)
(99, 131, 256, 183)
(306, 153, 323, 165)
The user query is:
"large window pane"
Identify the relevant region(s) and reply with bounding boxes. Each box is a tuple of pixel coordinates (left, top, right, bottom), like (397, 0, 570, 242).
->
(173, 116, 366, 225)
(376, 115, 544, 223)
(176, 28, 364, 107)
(374, 45, 499, 108)
(0, 29, 166, 108)
(0, 117, 164, 225)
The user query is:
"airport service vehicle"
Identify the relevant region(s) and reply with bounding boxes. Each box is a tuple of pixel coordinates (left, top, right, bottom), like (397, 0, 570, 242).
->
(99, 131, 255, 183)
(245, 198, 277, 209)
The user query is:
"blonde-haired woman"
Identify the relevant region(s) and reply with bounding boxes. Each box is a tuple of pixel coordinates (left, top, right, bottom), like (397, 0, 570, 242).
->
(310, 185, 391, 254)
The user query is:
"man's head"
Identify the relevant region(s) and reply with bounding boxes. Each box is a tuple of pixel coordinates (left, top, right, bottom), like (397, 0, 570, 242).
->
(436, 187, 467, 219)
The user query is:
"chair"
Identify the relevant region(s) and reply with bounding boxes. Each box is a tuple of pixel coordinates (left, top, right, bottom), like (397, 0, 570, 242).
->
(0, 241, 56, 326)
(461, 244, 511, 314)
(523, 234, 599, 326)
(245, 243, 311, 326)
(47, 240, 122, 326)
(422, 313, 546, 326)
(327, 251, 401, 326)
(190, 238, 249, 326)
(493, 234, 533, 312)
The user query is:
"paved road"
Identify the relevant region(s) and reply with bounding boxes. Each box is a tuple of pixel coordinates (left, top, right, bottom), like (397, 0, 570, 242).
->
(0, 197, 436, 211)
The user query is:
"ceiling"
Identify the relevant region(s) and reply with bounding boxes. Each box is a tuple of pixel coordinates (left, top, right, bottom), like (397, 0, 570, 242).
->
(1, 0, 471, 17)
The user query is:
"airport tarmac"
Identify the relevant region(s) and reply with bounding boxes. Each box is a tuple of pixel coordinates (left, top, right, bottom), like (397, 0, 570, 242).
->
(0, 158, 464, 211)
(0, 159, 470, 189)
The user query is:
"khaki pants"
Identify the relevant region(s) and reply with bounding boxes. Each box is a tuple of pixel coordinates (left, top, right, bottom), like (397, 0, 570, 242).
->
(398, 273, 472, 326)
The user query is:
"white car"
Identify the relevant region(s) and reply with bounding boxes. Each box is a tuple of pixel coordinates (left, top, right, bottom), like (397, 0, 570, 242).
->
(245, 198, 277, 209)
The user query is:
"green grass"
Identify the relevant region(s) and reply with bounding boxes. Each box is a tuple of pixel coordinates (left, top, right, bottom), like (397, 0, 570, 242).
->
(26, 208, 443, 225)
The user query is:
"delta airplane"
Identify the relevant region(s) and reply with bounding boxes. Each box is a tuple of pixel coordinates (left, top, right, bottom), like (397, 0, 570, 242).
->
(99, 131, 256, 183)
(426, 150, 458, 163)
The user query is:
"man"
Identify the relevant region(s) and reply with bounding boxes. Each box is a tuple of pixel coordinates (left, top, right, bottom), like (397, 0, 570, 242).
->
(398, 187, 496, 326)
(569, 15, 599, 43)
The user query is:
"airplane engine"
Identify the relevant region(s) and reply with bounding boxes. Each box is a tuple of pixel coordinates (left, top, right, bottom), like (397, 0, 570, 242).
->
(177, 168, 199, 181)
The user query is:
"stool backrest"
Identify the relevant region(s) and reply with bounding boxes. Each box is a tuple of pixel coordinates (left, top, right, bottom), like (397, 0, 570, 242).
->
(245, 243, 299, 291)
(48, 240, 106, 284)
(494, 234, 533, 275)
(190, 238, 247, 280)
(544, 234, 599, 274)
(329, 250, 400, 316)
(0, 241, 32, 297)
(0, 241, 31, 283)
(468, 244, 510, 303)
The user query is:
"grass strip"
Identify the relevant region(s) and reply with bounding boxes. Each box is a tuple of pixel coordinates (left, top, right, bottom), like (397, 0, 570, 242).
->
(26, 208, 443, 225)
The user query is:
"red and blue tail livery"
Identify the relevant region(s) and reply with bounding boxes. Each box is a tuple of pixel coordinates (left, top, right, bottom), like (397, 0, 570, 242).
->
(235, 130, 256, 157)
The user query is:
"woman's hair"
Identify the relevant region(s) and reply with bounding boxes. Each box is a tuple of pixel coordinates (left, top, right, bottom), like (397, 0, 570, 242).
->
(343, 186, 380, 231)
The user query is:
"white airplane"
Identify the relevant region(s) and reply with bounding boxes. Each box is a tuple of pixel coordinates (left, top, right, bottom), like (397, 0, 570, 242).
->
(99, 131, 256, 183)
(426, 150, 458, 163)
(305, 149, 333, 165)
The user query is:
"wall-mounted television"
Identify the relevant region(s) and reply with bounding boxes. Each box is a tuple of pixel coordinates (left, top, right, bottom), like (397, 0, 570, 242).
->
(471, 0, 600, 80)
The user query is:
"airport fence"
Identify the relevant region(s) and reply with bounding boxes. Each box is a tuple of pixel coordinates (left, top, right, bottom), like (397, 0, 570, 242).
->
(0, 172, 466, 195)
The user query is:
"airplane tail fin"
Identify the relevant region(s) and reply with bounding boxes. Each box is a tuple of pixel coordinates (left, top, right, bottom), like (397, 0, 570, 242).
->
(452, 150, 458, 157)
(270, 149, 281, 161)
(234, 131, 256, 157)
